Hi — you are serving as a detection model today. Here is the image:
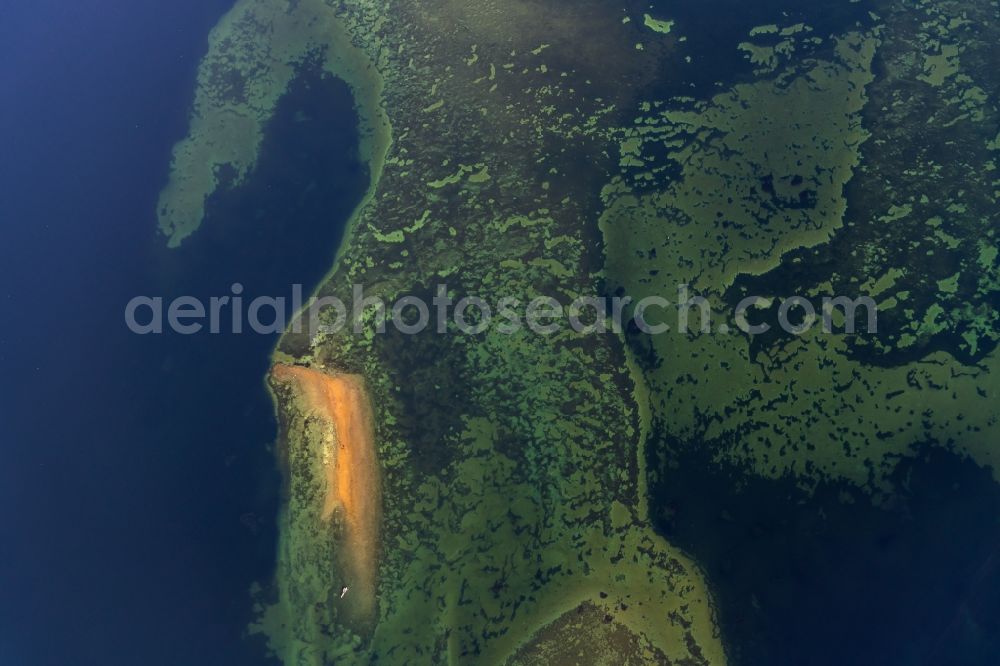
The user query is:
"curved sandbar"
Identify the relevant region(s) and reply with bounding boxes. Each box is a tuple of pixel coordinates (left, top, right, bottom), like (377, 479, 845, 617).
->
(271, 364, 382, 625)
(156, 0, 390, 248)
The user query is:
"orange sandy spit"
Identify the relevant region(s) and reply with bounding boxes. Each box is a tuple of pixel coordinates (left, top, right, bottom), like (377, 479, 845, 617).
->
(272, 364, 382, 623)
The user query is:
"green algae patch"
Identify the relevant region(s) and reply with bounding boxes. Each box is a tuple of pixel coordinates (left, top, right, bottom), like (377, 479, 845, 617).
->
(643, 13, 674, 35)
(426, 162, 490, 189)
(737, 21, 817, 75)
(372, 229, 405, 243)
(467, 165, 491, 184)
(421, 99, 445, 113)
(918, 43, 962, 86)
(749, 23, 780, 36)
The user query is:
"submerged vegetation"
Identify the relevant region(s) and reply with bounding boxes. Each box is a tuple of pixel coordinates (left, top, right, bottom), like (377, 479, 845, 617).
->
(158, 0, 1000, 662)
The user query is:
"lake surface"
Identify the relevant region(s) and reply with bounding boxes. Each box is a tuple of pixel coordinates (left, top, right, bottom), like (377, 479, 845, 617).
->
(4, 1, 999, 664)
(0, 2, 366, 663)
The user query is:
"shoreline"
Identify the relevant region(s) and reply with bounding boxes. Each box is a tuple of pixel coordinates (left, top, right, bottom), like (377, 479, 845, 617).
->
(270, 364, 382, 626)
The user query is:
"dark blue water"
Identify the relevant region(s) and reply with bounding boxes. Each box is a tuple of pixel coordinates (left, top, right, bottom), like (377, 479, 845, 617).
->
(0, 2, 366, 664)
